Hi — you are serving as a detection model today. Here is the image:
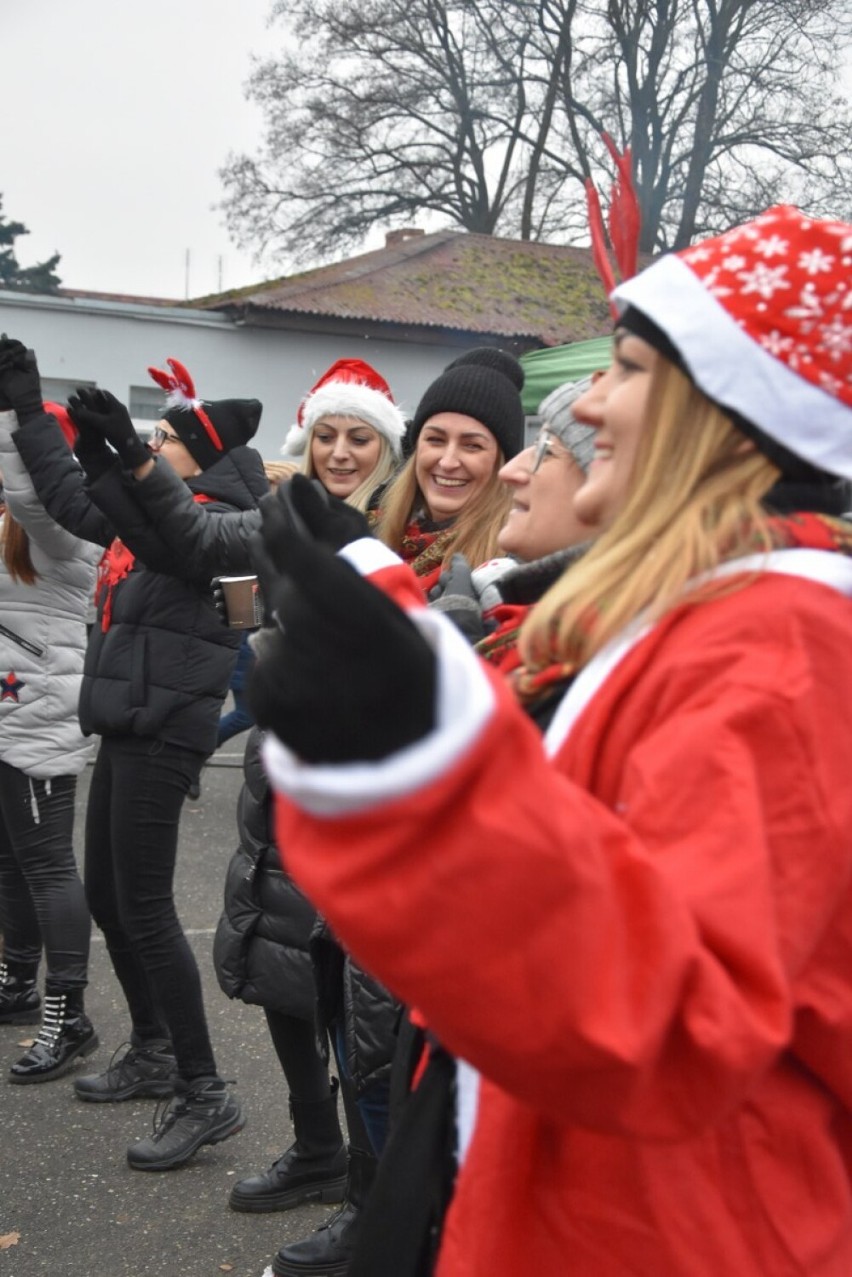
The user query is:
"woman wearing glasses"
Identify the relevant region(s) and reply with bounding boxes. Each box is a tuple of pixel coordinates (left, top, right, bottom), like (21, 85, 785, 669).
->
(6, 351, 267, 1171)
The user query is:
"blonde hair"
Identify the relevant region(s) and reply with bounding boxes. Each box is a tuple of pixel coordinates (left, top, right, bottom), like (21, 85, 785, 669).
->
(1, 510, 37, 585)
(375, 452, 512, 569)
(520, 360, 781, 670)
(264, 460, 298, 490)
(301, 424, 399, 512)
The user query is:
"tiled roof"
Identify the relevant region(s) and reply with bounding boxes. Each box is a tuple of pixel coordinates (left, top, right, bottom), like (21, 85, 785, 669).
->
(198, 230, 612, 347)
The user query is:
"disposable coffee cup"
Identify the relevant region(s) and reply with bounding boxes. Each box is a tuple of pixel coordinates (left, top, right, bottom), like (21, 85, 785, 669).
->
(219, 576, 263, 629)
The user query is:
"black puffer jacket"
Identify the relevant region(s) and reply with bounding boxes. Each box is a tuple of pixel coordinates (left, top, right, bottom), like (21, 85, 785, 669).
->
(15, 412, 269, 756)
(215, 728, 402, 1094)
(213, 728, 319, 1018)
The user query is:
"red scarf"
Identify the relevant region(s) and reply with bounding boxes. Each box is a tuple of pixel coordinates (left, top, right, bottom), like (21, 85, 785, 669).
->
(96, 492, 213, 632)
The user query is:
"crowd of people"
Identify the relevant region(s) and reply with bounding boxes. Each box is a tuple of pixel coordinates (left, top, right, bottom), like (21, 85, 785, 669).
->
(1, 201, 851, 1277)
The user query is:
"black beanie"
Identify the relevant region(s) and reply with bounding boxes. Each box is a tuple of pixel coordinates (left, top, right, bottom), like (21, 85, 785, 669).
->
(411, 347, 525, 460)
(164, 398, 262, 471)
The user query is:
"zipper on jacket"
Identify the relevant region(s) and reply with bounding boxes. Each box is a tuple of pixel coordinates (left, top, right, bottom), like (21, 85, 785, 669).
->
(0, 621, 45, 658)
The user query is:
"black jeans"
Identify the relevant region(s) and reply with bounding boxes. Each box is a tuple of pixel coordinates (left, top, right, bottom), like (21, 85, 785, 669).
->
(0, 762, 90, 990)
(84, 736, 217, 1082)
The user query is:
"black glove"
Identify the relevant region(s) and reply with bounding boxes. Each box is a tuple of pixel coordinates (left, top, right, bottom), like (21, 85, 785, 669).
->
(0, 336, 45, 422)
(278, 472, 371, 550)
(66, 387, 150, 469)
(427, 553, 485, 644)
(246, 516, 435, 763)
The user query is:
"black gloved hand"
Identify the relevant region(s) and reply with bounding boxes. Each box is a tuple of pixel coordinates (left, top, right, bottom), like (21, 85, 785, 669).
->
(66, 387, 149, 469)
(0, 336, 45, 422)
(427, 553, 485, 645)
(246, 519, 436, 763)
(280, 472, 371, 550)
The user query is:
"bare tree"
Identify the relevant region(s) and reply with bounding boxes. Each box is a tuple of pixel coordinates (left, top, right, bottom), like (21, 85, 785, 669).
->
(220, 0, 852, 265)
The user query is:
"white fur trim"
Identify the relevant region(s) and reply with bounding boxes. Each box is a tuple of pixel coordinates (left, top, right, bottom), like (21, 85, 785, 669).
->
(300, 382, 406, 454)
(613, 255, 852, 479)
(262, 607, 496, 818)
(281, 422, 307, 458)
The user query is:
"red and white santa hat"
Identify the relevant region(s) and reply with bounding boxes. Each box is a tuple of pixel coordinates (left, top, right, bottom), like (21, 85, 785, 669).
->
(612, 205, 852, 479)
(281, 358, 406, 460)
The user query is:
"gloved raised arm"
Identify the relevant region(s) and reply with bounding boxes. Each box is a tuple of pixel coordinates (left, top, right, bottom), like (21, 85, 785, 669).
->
(0, 336, 45, 422)
(246, 477, 435, 764)
(67, 387, 150, 472)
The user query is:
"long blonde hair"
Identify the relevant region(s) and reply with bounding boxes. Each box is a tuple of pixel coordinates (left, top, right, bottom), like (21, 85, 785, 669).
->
(1, 509, 37, 585)
(520, 360, 781, 671)
(301, 426, 399, 512)
(375, 452, 512, 569)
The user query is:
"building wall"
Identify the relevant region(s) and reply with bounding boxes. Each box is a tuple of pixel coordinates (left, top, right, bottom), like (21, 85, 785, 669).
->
(0, 291, 467, 461)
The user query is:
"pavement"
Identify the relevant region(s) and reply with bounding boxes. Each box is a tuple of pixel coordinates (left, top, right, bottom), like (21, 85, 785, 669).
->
(0, 743, 342, 1277)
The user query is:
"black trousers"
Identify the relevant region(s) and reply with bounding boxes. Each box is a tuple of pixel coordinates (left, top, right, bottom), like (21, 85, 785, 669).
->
(84, 736, 216, 1082)
(0, 761, 90, 990)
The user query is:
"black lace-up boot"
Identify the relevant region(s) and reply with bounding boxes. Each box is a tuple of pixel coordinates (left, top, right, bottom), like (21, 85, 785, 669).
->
(8, 987, 98, 1083)
(230, 1079, 347, 1212)
(0, 960, 41, 1025)
(271, 1145, 377, 1276)
(74, 1038, 176, 1102)
(126, 1075, 244, 1171)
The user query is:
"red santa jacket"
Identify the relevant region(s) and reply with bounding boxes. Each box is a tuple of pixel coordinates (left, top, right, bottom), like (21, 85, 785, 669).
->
(265, 538, 852, 1277)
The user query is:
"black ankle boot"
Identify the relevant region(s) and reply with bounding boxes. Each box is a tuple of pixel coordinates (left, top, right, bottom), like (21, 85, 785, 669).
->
(0, 960, 41, 1026)
(271, 1146, 377, 1277)
(230, 1079, 347, 1212)
(8, 987, 98, 1084)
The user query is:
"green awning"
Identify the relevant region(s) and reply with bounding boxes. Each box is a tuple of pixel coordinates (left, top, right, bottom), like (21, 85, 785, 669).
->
(520, 336, 613, 414)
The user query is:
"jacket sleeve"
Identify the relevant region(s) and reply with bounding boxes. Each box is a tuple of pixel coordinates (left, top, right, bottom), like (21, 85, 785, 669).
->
(264, 575, 852, 1141)
(130, 457, 260, 577)
(84, 466, 214, 582)
(0, 411, 101, 565)
(12, 411, 114, 548)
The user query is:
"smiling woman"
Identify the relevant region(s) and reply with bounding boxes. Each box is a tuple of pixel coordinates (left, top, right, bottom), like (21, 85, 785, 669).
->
(374, 347, 524, 591)
(282, 358, 406, 512)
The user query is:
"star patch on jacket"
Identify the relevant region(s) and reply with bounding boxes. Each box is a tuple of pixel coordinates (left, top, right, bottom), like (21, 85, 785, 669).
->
(1, 671, 25, 702)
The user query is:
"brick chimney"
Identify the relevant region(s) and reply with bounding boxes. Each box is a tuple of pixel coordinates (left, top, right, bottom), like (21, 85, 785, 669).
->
(385, 228, 425, 248)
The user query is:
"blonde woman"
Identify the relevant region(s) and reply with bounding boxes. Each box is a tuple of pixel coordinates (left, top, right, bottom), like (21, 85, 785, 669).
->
(373, 347, 522, 591)
(247, 206, 852, 1277)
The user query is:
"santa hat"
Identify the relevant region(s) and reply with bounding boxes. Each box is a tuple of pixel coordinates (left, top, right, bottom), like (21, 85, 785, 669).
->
(44, 401, 77, 449)
(411, 347, 525, 460)
(282, 358, 406, 459)
(612, 205, 852, 480)
(148, 358, 262, 472)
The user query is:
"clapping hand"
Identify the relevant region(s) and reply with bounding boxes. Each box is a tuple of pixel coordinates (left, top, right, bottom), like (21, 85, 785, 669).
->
(0, 336, 44, 422)
(67, 387, 149, 470)
(428, 553, 485, 644)
(246, 486, 435, 764)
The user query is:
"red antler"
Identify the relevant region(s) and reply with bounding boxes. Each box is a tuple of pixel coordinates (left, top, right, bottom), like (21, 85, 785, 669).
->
(586, 136, 642, 318)
(166, 358, 197, 402)
(585, 179, 618, 320)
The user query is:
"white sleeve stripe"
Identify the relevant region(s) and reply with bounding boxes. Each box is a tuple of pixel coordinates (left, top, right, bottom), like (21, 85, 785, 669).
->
(262, 608, 496, 817)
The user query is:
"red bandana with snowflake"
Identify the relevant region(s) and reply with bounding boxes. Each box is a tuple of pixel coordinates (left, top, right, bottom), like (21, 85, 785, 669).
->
(678, 205, 852, 408)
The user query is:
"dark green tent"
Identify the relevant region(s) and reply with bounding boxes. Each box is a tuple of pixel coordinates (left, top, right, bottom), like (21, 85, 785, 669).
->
(520, 336, 612, 415)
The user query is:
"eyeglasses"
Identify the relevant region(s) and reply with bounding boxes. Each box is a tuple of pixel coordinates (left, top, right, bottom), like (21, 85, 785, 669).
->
(151, 425, 182, 448)
(530, 429, 567, 474)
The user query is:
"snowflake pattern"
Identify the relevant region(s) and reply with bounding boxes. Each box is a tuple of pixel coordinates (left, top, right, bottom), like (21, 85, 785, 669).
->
(754, 234, 789, 259)
(678, 205, 852, 411)
(738, 263, 790, 300)
(798, 248, 834, 276)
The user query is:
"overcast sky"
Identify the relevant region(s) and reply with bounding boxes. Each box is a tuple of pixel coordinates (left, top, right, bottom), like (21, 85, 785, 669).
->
(5, 5, 852, 303)
(2, 0, 288, 299)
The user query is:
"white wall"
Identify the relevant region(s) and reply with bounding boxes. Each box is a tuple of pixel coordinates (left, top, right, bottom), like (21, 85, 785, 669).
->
(0, 291, 465, 461)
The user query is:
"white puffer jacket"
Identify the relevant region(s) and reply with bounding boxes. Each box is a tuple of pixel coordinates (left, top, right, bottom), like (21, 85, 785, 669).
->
(0, 410, 101, 778)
